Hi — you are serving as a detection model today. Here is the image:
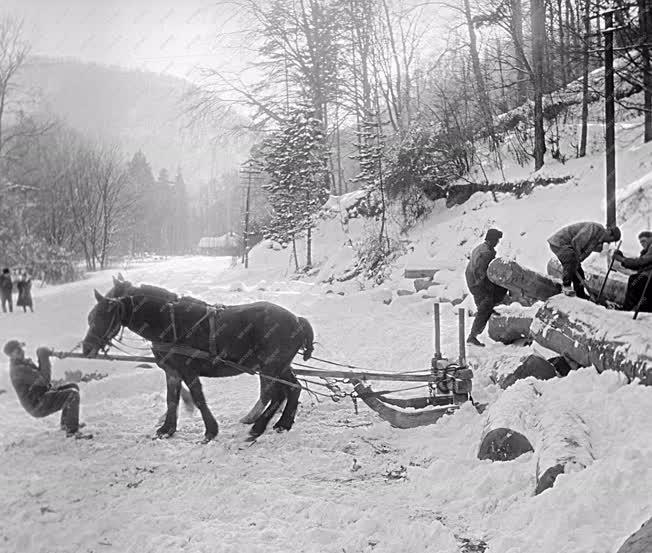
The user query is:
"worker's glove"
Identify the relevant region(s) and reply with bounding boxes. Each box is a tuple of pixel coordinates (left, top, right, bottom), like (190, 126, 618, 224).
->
(613, 250, 624, 260)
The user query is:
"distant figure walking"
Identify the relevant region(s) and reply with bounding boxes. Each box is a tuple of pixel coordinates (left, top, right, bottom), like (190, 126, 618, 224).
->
(3, 340, 92, 438)
(465, 228, 508, 347)
(613, 230, 652, 312)
(0, 268, 13, 313)
(16, 272, 34, 312)
(548, 222, 621, 298)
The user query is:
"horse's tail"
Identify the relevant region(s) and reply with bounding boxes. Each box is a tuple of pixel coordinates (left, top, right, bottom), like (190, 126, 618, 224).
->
(298, 316, 314, 361)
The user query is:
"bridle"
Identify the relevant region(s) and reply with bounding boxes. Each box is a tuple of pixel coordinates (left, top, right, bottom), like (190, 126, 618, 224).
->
(87, 296, 135, 354)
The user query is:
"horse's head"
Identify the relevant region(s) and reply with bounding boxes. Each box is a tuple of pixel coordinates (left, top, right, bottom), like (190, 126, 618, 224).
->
(82, 290, 126, 357)
(106, 273, 136, 299)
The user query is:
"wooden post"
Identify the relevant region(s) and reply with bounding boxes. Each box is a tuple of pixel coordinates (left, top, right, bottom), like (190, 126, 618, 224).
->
(604, 8, 617, 228)
(239, 159, 262, 268)
(458, 307, 466, 366)
(433, 303, 441, 359)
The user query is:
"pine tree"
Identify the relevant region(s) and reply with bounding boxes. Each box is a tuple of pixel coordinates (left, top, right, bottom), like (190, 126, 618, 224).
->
(262, 105, 330, 269)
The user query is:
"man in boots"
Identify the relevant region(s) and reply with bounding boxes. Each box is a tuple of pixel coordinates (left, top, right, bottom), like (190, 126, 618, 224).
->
(548, 222, 621, 298)
(465, 228, 508, 347)
(4, 340, 91, 438)
(613, 230, 652, 312)
(0, 268, 13, 313)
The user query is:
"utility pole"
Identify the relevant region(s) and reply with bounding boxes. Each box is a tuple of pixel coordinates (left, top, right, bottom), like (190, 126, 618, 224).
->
(239, 159, 262, 269)
(603, 6, 617, 228)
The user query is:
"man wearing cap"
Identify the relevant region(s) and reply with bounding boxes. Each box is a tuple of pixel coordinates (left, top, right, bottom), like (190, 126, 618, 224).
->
(613, 230, 652, 311)
(548, 222, 621, 298)
(3, 341, 91, 438)
(465, 228, 508, 347)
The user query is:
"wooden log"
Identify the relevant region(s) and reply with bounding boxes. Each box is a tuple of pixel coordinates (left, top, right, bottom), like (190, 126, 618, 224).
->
(534, 404, 594, 494)
(404, 268, 437, 279)
(617, 517, 652, 553)
(487, 257, 561, 303)
(530, 296, 652, 385)
(352, 379, 457, 429)
(487, 305, 537, 344)
(499, 354, 557, 389)
(478, 380, 538, 461)
(546, 257, 628, 306)
(478, 377, 595, 493)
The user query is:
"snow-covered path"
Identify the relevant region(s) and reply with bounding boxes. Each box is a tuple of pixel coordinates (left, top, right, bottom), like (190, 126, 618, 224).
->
(0, 257, 651, 553)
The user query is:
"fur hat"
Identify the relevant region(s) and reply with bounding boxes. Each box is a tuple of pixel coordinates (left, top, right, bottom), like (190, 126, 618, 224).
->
(608, 226, 621, 241)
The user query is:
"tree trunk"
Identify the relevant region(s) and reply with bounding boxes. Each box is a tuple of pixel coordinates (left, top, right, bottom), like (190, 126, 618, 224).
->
(531, 0, 546, 170)
(640, 0, 652, 142)
(557, 0, 568, 87)
(579, 0, 591, 157)
(487, 257, 561, 303)
(531, 296, 652, 384)
(488, 308, 535, 344)
(463, 0, 494, 138)
(478, 380, 537, 461)
(511, 0, 528, 105)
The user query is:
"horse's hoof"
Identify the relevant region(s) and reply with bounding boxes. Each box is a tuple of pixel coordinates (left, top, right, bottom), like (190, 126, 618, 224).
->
(273, 420, 292, 432)
(155, 426, 176, 439)
(239, 415, 255, 424)
(201, 433, 217, 444)
(244, 435, 258, 443)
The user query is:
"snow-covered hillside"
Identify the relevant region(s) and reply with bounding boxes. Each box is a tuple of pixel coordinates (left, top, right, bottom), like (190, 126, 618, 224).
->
(1, 119, 652, 553)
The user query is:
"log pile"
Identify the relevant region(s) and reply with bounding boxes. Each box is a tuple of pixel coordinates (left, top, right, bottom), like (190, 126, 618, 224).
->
(546, 257, 628, 306)
(531, 296, 652, 385)
(487, 257, 561, 304)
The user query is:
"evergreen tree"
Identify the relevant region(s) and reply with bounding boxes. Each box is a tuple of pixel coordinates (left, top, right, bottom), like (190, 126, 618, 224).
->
(262, 105, 330, 269)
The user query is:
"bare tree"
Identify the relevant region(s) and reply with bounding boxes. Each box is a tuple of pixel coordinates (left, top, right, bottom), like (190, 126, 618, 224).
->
(0, 16, 30, 181)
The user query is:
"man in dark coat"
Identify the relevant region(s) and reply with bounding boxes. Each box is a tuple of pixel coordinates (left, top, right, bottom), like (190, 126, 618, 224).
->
(465, 228, 508, 347)
(3, 340, 91, 438)
(613, 230, 652, 312)
(0, 268, 13, 313)
(547, 222, 621, 298)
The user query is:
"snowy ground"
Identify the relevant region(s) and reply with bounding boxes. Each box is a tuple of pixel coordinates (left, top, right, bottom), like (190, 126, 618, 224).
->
(0, 254, 650, 553)
(2, 119, 652, 553)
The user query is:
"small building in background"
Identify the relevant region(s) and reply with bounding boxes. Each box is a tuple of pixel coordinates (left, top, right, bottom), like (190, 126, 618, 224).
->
(197, 233, 242, 256)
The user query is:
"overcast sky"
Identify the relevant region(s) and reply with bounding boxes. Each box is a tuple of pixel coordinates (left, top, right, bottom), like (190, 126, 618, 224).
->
(0, 0, 248, 81)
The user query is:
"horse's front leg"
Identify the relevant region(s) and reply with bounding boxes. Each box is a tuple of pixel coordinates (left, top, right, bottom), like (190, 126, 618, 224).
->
(157, 370, 181, 438)
(182, 372, 219, 443)
(240, 375, 272, 424)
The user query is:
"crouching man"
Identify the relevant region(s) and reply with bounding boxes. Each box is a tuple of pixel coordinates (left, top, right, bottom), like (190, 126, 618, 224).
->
(547, 222, 621, 297)
(3, 340, 92, 438)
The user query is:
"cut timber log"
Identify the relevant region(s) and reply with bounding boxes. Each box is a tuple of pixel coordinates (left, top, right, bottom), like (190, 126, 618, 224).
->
(531, 296, 652, 385)
(617, 517, 652, 553)
(404, 268, 437, 279)
(499, 354, 557, 389)
(534, 404, 594, 494)
(479, 378, 595, 494)
(478, 380, 538, 461)
(546, 257, 627, 306)
(487, 258, 561, 303)
(488, 305, 536, 344)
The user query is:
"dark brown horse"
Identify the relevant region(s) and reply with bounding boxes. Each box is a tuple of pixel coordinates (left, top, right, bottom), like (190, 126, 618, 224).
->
(104, 274, 284, 424)
(83, 287, 314, 441)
